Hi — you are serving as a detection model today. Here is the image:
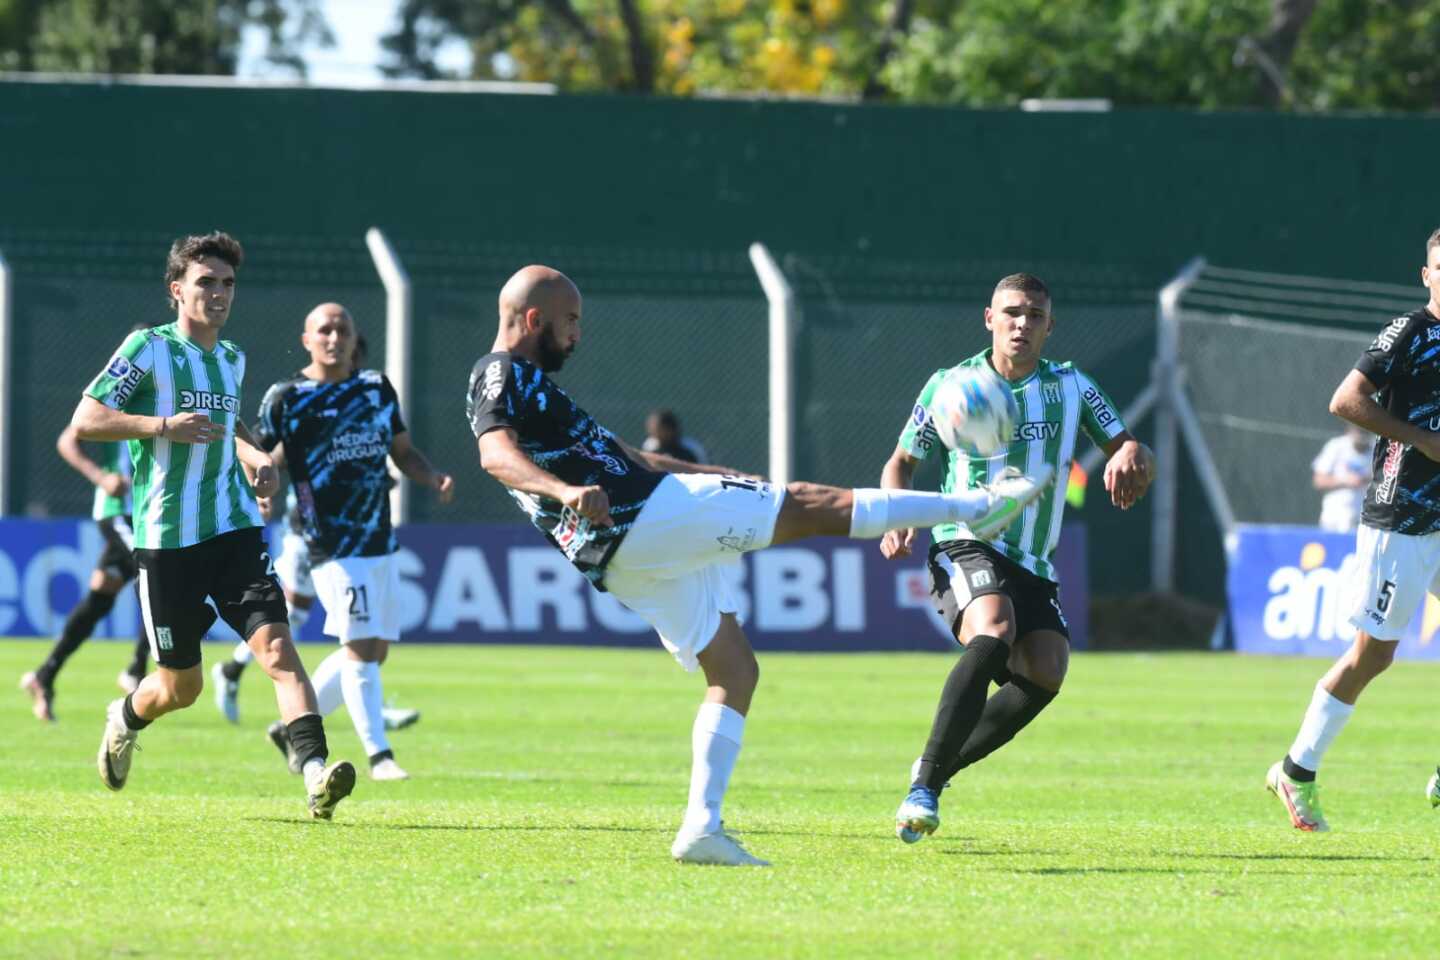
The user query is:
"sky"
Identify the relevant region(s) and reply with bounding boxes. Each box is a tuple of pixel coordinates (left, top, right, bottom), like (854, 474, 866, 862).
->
(238, 0, 473, 84)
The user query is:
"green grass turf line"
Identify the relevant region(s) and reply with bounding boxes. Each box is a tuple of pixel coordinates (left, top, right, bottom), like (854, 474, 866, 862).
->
(2, 639, 1439, 958)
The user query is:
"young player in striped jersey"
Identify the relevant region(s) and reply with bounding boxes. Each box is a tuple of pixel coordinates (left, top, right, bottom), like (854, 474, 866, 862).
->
(19, 415, 152, 721)
(886, 273, 1156, 843)
(71, 231, 355, 820)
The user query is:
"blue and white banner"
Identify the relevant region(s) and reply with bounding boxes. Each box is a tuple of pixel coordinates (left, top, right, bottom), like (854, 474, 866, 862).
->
(0, 518, 1089, 652)
(1229, 524, 1440, 660)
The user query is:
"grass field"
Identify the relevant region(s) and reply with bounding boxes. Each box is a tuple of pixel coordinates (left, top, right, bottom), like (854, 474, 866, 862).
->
(3, 639, 1440, 958)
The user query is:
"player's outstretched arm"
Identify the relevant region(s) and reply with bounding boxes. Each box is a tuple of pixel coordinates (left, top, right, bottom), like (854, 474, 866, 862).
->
(1331, 369, 1440, 462)
(477, 428, 612, 526)
(390, 431, 454, 503)
(1101, 432, 1155, 511)
(879, 447, 920, 559)
(55, 423, 126, 496)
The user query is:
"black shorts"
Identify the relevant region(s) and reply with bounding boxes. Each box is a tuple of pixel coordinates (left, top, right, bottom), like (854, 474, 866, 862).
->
(134, 527, 288, 670)
(927, 539, 1070, 641)
(96, 516, 138, 582)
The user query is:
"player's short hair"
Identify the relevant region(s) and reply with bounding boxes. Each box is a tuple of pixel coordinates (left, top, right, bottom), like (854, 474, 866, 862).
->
(1426, 228, 1440, 260)
(648, 408, 680, 431)
(993, 273, 1050, 301)
(165, 231, 244, 305)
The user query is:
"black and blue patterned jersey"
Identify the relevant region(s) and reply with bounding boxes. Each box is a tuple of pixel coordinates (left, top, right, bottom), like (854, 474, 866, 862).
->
(1356, 308, 1440, 534)
(466, 351, 663, 589)
(256, 368, 406, 561)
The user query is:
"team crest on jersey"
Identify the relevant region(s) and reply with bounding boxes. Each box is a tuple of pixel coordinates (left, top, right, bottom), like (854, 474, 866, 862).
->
(482, 361, 505, 400)
(1042, 381, 1061, 405)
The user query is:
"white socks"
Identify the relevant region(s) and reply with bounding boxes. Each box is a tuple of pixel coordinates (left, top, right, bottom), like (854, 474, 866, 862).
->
(231, 640, 253, 665)
(309, 648, 347, 716)
(1287, 684, 1355, 773)
(341, 657, 390, 760)
(683, 702, 746, 836)
(848, 488, 993, 539)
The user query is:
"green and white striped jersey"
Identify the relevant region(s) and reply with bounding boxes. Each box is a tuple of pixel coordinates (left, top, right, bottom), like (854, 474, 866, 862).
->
(91, 441, 132, 522)
(83, 322, 263, 550)
(897, 350, 1126, 582)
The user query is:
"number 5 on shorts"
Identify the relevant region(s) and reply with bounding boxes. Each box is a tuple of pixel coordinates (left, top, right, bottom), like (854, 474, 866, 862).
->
(1376, 579, 1396, 614)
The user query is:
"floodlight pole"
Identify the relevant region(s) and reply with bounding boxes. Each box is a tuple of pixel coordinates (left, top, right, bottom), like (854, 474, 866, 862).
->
(1151, 256, 1206, 593)
(366, 227, 412, 524)
(0, 248, 11, 516)
(749, 243, 797, 486)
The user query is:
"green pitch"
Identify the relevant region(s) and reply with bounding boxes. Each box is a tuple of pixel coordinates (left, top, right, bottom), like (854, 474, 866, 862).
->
(2, 640, 1439, 958)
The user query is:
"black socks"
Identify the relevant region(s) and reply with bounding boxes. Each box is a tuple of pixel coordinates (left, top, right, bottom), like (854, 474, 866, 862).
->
(942, 674, 1058, 782)
(124, 634, 149, 680)
(286, 714, 329, 770)
(913, 634, 1011, 791)
(121, 694, 151, 731)
(36, 590, 118, 686)
(220, 659, 247, 682)
(1283, 755, 1316, 782)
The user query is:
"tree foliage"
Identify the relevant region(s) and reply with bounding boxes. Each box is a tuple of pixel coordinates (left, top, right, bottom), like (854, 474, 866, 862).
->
(0, 0, 330, 76)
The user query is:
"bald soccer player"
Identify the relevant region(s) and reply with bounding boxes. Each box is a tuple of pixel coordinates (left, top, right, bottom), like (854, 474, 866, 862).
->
(252, 304, 453, 782)
(467, 265, 1056, 866)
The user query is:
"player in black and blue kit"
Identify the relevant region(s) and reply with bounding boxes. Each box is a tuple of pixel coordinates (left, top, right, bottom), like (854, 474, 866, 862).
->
(253, 304, 453, 782)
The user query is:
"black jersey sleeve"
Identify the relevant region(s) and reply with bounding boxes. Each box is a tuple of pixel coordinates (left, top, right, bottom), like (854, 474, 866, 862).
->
(1355, 314, 1420, 391)
(467, 355, 524, 438)
(254, 381, 288, 452)
(380, 373, 407, 435)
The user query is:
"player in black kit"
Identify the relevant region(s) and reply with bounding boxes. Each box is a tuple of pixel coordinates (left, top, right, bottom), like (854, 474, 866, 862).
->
(467, 265, 1055, 866)
(1268, 228, 1440, 832)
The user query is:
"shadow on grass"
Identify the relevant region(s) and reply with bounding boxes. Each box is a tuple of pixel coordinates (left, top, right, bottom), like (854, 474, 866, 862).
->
(241, 817, 657, 833)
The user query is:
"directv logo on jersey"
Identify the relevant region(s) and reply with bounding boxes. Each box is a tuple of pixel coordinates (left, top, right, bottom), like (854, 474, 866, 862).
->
(1082, 387, 1115, 429)
(178, 389, 239, 413)
(1013, 421, 1061, 442)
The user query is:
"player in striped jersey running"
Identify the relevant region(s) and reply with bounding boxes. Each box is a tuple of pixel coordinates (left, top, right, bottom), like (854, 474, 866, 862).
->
(70, 231, 356, 819)
(887, 272, 1156, 843)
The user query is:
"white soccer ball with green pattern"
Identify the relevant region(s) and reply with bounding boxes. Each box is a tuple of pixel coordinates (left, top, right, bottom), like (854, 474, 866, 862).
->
(929, 367, 1018, 456)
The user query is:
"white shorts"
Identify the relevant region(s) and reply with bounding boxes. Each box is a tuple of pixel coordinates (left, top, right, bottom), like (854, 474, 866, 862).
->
(604, 473, 785, 671)
(273, 529, 315, 598)
(1347, 524, 1440, 641)
(311, 553, 403, 643)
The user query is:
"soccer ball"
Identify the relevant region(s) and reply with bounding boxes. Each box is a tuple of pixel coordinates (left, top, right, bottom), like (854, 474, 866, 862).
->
(928, 367, 1018, 456)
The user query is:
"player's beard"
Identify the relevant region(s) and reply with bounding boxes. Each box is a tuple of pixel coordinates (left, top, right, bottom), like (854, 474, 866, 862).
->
(538, 327, 572, 372)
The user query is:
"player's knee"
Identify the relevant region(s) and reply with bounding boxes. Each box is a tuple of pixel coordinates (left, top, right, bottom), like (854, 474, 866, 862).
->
(91, 570, 124, 594)
(170, 670, 204, 708)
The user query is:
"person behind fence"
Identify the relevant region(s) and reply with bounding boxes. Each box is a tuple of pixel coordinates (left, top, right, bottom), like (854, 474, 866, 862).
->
(19, 326, 158, 723)
(74, 230, 356, 820)
(1311, 423, 1373, 532)
(643, 409, 709, 465)
(882, 272, 1155, 845)
(1267, 227, 1440, 833)
(467, 264, 1056, 867)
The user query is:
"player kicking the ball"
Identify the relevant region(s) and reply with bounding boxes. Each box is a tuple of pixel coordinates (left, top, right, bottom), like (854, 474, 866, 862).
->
(74, 231, 355, 819)
(887, 273, 1155, 844)
(1267, 229, 1440, 832)
(255, 304, 453, 782)
(468, 265, 1055, 866)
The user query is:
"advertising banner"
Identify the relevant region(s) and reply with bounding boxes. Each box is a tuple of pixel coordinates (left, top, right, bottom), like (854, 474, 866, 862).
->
(0, 519, 1088, 653)
(1229, 524, 1440, 660)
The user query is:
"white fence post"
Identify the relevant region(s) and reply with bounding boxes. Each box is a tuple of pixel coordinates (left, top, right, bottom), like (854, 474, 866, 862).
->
(365, 228, 412, 524)
(0, 248, 10, 517)
(1151, 256, 1206, 593)
(748, 243, 797, 486)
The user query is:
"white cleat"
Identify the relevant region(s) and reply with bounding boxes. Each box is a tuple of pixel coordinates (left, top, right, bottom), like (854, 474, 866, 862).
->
(671, 825, 770, 866)
(1266, 761, 1329, 832)
(370, 758, 410, 781)
(382, 707, 421, 731)
(97, 698, 140, 791)
(970, 465, 1057, 539)
(305, 760, 357, 820)
(1426, 768, 1440, 809)
(115, 670, 141, 695)
(211, 662, 239, 724)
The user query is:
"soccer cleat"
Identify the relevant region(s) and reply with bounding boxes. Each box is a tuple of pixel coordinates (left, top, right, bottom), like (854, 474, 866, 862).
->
(382, 706, 421, 731)
(116, 670, 141, 696)
(19, 671, 54, 722)
(1426, 768, 1440, 809)
(211, 662, 239, 724)
(1266, 761, 1329, 832)
(671, 824, 770, 866)
(306, 760, 357, 820)
(96, 698, 140, 791)
(895, 785, 941, 843)
(267, 720, 304, 775)
(970, 464, 1057, 539)
(370, 758, 410, 781)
